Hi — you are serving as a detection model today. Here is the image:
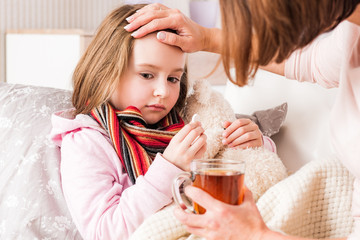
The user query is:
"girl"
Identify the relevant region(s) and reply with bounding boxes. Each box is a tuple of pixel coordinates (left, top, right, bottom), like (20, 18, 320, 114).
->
(51, 4, 275, 240)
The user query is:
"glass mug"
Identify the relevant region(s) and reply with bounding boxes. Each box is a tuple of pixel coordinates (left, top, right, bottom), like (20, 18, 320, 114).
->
(172, 159, 246, 214)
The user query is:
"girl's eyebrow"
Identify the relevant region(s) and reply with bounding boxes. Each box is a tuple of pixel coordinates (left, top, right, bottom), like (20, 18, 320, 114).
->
(137, 64, 184, 73)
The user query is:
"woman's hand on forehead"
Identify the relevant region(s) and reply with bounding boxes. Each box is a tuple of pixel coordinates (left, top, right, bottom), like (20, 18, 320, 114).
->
(124, 3, 209, 53)
(125, 3, 171, 37)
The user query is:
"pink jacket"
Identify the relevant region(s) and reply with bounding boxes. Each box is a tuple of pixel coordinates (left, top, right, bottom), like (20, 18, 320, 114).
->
(51, 109, 183, 240)
(285, 20, 360, 240)
(51, 108, 276, 239)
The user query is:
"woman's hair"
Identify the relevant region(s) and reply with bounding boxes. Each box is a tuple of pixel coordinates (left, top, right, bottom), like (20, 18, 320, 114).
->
(72, 4, 188, 115)
(219, 0, 360, 86)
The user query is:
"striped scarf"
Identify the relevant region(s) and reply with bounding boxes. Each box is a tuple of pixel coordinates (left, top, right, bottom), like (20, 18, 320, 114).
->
(90, 103, 184, 183)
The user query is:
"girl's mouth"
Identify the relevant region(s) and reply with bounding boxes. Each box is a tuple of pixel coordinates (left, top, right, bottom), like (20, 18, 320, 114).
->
(146, 104, 166, 111)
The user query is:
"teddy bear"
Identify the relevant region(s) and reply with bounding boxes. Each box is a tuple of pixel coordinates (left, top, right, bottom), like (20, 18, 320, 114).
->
(182, 79, 288, 201)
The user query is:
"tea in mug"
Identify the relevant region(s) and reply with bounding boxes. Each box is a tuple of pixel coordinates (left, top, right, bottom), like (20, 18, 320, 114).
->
(192, 169, 245, 214)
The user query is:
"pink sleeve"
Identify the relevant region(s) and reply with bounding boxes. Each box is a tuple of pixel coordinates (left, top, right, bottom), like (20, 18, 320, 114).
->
(60, 128, 182, 240)
(284, 21, 356, 88)
(262, 135, 276, 153)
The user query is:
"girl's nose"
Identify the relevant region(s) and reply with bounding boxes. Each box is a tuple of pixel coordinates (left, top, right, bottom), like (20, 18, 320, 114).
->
(153, 77, 169, 98)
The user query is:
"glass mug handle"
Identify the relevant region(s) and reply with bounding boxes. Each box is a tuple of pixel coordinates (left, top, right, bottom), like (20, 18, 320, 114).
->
(172, 172, 194, 212)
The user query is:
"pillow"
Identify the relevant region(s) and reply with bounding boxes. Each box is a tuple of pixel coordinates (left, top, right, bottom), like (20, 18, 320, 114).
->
(235, 102, 288, 137)
(0, 83, 82, 239)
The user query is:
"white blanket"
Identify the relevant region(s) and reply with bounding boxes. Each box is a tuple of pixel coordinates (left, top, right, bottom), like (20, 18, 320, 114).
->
(130, 158, 354, 239)
(258, 157, 354, 238)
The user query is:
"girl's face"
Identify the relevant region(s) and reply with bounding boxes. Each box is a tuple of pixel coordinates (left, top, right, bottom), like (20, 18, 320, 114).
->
(110, 33, 186, 125)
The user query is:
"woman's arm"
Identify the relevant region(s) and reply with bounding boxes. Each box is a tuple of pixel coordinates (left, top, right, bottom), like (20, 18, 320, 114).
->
(260, 61, 285, 76)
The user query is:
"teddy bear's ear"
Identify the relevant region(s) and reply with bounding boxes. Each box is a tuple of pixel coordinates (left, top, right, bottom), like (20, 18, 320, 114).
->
(192, 79, 213, 104)
(185, 73, 196, 98)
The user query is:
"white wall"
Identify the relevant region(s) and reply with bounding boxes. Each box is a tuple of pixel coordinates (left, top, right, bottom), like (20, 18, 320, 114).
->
(0, 0, 191, 84)
(6, 31, 86, 90)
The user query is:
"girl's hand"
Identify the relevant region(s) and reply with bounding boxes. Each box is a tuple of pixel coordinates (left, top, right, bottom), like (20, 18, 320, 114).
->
(173, 186, 271, 240)
(124, 3, 220, 53)
(163, 121, 207, 171)
(222, 119, 263, 148)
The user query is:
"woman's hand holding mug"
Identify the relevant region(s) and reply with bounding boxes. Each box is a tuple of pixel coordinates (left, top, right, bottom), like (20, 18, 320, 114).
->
(172, 158, 246, 214)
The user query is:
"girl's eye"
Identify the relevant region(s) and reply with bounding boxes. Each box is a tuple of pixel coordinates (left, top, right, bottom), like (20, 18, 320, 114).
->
(168, 77, 180, 83)
(140, 73, 153, 79)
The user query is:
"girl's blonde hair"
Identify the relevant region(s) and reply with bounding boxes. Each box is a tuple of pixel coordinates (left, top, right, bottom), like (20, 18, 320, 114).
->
(219, 0, 360, 86)
(72, 4, 188, 115)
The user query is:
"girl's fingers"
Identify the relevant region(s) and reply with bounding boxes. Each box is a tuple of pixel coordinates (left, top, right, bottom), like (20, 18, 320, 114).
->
(232, 139, 261, 149)
(172, 122, 202, 143)
(191, 136, 207, 158)
(222, 121, 232, 129)
(227, 131, 261, 147)
(223, 119, 251, 138)
(223, 125, 254, 144)
(182, 125, 205, 147)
